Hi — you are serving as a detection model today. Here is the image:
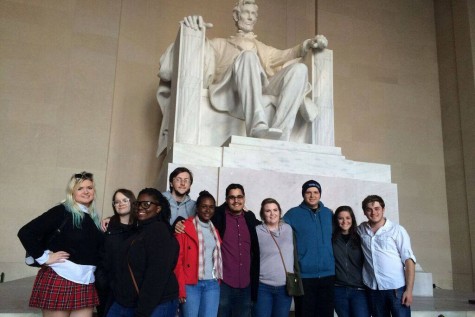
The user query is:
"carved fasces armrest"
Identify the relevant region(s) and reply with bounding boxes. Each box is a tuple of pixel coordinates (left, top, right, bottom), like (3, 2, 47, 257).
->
(167, 22, 206, 146)
(311, 48, 334, 146)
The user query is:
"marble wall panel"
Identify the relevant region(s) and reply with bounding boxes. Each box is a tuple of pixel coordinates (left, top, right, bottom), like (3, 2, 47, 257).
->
(1, 0, 120, 281)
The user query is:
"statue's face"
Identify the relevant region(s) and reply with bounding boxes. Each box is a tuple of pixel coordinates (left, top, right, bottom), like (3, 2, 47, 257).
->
(237, 4, 258, 33)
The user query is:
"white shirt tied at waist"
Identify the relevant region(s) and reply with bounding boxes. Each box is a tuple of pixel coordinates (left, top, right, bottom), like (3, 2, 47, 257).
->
(357, 218, 416, 290)
(52, 261, 95, 285)
(36, 251, 96, 285)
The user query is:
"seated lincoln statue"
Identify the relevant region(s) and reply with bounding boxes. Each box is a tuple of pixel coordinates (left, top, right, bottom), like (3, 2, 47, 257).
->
(156, 0, 329, 155)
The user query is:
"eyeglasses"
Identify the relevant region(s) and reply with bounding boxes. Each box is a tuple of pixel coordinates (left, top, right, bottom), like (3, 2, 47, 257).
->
(173, 177, 191, 184)
(113, 198, 130, 206)
(227, 195, 244, 201)
(74, 172, 93, 180)
(133, 201, 159, 209)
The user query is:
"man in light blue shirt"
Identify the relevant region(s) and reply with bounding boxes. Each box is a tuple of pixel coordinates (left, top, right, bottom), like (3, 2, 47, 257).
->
(357, 195, 416, 317)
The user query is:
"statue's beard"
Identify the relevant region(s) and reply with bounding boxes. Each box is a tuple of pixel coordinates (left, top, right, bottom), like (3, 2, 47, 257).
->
(237, 20, 255, 33)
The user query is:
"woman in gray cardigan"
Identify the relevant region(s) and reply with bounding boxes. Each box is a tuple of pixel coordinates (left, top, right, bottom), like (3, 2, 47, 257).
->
(253, 198, 295, 317)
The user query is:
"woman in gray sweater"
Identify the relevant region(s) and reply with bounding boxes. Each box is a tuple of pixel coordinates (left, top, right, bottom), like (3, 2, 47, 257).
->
(253, 198, 295, 317)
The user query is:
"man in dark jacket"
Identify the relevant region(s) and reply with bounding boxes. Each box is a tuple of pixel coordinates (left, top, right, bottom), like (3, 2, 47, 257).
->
(212, 183, 260, 317)
(283, 180, 335, 317)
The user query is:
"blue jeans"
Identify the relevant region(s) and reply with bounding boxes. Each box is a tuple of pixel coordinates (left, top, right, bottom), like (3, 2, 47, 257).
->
(182, 279, 220, 317)
(150, 299, 179, 317)
(107, 301, 135, 317)
(252, 283, 292, 317)
(367, 287, 411, 317)
(218, 282, 251, 317)
(106, 299, 178, 317)
(334, 286, 370, 317)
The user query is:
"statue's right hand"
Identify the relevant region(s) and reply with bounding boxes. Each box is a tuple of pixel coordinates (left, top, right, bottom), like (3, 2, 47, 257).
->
(183, 15, 213, 30)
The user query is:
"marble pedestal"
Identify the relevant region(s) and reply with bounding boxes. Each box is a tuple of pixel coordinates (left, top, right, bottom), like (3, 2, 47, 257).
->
(157, 136, 433, 296)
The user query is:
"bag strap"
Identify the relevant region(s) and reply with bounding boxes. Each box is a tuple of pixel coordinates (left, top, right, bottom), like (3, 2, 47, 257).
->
(127, 239, 139, 294)
(128, 262, 139, 294)
(46, 214, 69, 246)
(268, 227, 288, 273)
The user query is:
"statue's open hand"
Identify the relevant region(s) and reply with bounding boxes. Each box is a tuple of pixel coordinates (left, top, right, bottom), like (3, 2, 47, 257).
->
(303, 34, 328, 53)
(183, 15, 213, 30)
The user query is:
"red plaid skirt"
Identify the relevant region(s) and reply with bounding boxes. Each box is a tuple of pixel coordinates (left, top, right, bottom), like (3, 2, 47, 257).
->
(29, 266, 99, 310)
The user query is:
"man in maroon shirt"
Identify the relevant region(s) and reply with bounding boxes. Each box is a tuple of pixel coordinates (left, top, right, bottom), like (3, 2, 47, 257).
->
(211, 184, 261, 317)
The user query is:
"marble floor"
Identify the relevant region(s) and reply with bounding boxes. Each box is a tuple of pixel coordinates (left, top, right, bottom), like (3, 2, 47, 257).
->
(1, 277, 475, 317)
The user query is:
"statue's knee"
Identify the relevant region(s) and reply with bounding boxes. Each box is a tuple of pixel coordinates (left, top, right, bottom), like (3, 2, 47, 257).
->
(282, 63, 308, 84)
(288, 63, 308, 76)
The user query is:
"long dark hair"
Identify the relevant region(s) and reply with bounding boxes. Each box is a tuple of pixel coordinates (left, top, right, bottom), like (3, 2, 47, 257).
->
(137, 188, 172, 228)
(110, 188, 137, 226)
(332, 206, 360, 246)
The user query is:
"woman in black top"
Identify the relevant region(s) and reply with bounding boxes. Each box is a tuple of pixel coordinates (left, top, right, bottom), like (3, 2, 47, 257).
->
(332, 206, 370, 317)
(18, 171, 104, 317)
(107, 188, 179, 317)
(96, 188, 137, 317)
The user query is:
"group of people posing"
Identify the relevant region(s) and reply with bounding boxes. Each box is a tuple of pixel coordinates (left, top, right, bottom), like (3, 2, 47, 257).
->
(18, 167, 416, 317)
